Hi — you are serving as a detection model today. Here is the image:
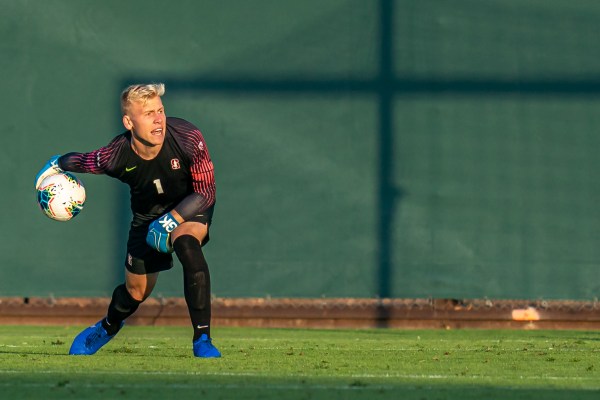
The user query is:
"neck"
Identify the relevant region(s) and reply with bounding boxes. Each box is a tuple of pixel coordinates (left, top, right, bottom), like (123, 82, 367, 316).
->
(131, 136, 161, 160)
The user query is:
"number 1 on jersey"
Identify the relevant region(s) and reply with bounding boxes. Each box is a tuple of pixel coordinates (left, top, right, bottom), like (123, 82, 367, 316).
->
(153, 179, 164, 194)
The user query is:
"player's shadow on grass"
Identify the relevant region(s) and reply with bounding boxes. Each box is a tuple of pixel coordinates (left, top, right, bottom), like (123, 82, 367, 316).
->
(117, 0, 403, 312)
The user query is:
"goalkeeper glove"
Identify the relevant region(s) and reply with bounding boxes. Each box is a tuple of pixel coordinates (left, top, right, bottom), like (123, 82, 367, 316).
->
(35, 155, 63, 190)
(146, 212, 180, 253)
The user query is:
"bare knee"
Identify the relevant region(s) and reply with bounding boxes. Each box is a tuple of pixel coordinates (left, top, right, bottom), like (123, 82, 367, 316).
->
(172, 221, 207, 244)
(126, 285, 148, 302)
(125, 271, 159, 302)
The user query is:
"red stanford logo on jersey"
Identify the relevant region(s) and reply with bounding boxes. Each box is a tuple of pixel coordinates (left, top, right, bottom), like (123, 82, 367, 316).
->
(171, 159, 181, 170)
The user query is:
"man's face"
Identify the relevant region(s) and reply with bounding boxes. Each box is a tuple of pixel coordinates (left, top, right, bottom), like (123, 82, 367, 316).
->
(123, 96, 166, 147)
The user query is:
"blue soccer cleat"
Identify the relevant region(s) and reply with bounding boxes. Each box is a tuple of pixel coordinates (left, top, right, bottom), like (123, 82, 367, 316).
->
(193, 334, 221, 358)
(69, 320, 123, 355)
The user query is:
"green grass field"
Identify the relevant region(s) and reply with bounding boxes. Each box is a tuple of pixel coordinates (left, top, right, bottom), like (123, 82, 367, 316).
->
(1, 326, 599, 399)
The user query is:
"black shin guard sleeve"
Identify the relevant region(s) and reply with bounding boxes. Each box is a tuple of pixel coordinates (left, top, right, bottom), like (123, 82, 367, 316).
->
(106, 284, 142, 328)
(173, 235, 212, 340)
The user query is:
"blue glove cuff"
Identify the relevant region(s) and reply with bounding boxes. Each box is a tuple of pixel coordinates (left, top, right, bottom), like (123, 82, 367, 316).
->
(156, 212, 180, 233)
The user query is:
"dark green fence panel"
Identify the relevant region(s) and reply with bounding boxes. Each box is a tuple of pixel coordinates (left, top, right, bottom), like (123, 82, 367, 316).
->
(3, 1, 599, 299)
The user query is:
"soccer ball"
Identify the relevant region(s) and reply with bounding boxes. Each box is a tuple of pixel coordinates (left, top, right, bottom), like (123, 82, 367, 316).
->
(37, 172, 86, 221)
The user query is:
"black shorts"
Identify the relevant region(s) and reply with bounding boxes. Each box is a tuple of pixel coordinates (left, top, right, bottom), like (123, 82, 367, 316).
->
(125, 205, 214, 275)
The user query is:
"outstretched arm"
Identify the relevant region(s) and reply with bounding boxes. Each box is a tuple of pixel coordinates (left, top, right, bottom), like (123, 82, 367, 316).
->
(34, 151, 106, 189)
(34, 135, 128, 189)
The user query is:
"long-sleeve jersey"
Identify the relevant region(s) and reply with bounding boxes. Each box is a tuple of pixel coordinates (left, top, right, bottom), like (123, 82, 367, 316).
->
(59, 117, 216, 224)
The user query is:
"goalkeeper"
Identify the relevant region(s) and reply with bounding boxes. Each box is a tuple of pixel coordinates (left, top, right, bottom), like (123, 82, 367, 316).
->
(34, 83, 221, 358)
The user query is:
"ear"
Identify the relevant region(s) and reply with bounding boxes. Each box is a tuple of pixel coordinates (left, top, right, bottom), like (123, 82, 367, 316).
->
(122, 115, 133, 130)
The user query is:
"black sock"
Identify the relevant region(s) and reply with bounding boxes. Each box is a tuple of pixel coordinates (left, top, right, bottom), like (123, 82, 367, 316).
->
(103, 283, 141, 335)
(173, 235, 212, 341)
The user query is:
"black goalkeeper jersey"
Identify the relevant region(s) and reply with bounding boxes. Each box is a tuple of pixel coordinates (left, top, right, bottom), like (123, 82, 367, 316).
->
(60, 117, 216, 224)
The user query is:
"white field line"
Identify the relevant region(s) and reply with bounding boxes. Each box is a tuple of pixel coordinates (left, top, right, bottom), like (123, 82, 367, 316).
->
(1, 344, 600, 353)
(0, 369, 598, 383)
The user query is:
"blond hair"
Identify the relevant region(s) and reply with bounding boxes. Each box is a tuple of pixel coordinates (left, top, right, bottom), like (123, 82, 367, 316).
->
(120, 83, 165, 115)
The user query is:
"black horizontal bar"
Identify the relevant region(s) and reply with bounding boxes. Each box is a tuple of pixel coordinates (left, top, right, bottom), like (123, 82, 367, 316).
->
(124, 76, 600, 96)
